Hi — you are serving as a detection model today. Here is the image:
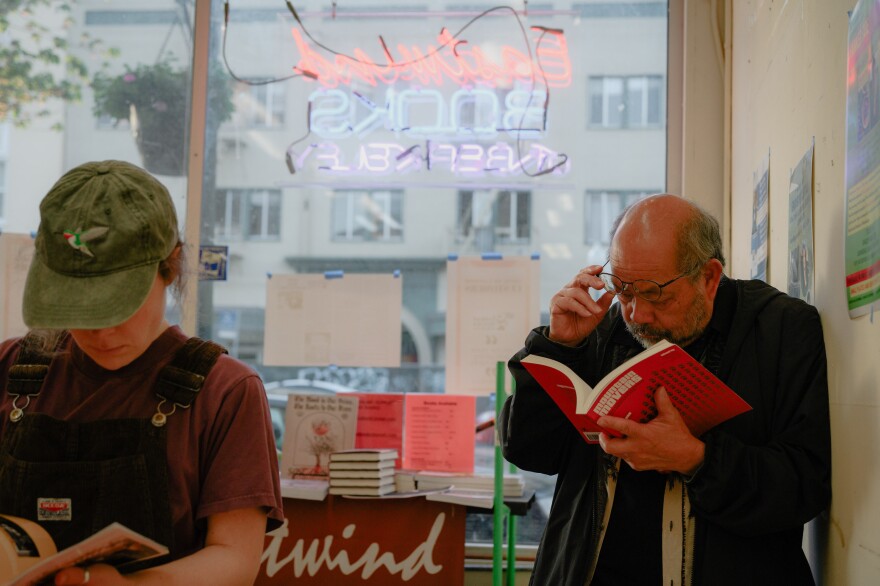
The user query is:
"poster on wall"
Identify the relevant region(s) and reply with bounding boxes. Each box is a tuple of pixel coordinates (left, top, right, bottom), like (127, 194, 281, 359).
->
(263, 272, 402, 367)
(787, 143, 815, 304)
(844, 0, 880, 318)
(445, 255, 540, 394)
(750, 150, 770, 282)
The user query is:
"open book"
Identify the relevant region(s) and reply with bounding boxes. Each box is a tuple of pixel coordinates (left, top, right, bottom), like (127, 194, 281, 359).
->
(4, 520, 168, 586)
(520, 339, 752, 443)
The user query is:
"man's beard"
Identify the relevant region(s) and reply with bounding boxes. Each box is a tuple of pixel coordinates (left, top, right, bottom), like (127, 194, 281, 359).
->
(625, 293, 710, 349)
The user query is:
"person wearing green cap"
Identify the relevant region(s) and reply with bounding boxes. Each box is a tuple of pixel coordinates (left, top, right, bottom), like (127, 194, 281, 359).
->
(0, 161, 283, 585)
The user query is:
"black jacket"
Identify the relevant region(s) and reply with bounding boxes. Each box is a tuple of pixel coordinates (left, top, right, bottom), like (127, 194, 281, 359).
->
(500, 277, 831, 585)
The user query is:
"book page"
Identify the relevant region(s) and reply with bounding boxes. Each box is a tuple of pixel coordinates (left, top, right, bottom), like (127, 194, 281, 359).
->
(279, 394, 359, 479)
(350, 393, 404, 468)
(445, 256, 540, 394)
(9, 523, 167, 586)
(263, 273, 402, 367)
(0, 233, 35, 340)
(403, 394, 475, 473)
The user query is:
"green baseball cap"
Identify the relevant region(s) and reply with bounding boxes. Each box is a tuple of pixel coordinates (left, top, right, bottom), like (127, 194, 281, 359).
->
(22, 160, 179, 329)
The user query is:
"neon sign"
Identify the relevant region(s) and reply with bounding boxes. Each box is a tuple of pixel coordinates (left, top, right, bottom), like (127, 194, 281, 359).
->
(290, 141, 569, 177)
(291, 29, 572, 89)
(310, 87, 548, 139)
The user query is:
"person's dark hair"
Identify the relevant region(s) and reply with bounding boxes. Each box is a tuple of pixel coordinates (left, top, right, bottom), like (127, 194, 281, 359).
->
(159, 241, 186, 299)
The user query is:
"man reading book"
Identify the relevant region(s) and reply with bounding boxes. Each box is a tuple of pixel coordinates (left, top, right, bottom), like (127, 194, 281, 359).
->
(500, 194, 830, 585)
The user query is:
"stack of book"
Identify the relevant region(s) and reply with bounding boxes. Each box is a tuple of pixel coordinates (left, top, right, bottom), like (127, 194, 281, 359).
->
(414, 471, 526, 497)
(328, 449, 398, 497)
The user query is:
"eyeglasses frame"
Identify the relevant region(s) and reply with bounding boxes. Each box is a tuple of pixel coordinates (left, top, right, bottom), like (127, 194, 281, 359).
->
(598, 261, 703, 302)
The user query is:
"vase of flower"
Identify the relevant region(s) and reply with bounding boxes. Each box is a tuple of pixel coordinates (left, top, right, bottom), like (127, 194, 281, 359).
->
(91, 58, 234, 176)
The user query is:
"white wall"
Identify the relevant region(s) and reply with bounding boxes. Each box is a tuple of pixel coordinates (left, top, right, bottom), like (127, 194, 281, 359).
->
(729, 1, 879, 583)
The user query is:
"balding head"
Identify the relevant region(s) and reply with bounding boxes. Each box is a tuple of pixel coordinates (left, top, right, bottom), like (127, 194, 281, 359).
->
(611, 194, 725, 273)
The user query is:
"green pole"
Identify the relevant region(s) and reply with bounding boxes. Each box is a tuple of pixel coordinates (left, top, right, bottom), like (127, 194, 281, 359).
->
(493, 361, 506, 586)
(506, 375, 517, 586)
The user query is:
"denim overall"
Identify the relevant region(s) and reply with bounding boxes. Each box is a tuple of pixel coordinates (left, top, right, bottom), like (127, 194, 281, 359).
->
(0, 335, 225, 560)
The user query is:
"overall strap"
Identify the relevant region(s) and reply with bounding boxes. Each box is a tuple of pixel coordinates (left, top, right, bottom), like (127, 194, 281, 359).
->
(152, 337, 227, 427)
(6, 332, 54, 422)
(7, 333, 53, 396)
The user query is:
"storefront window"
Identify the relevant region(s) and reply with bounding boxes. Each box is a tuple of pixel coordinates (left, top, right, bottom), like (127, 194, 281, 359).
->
(1, 0, 668, 551)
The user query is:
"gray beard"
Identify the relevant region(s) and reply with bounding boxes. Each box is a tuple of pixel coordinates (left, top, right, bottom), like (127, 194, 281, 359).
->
(625, 293, 710, 349)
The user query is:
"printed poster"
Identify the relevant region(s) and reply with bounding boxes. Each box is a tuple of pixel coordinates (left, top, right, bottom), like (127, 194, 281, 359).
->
(445, 256, 540, 394)
(350, 392, 405, 469)
(279, 394, 359, 479)
(0, 233, 35, 339)
(844, 0, 880, 317)
(787, 144, 815, 304)
(750, 151, 770, 281)
(403, 394, 475, 473)
(263, 273, 402, 367)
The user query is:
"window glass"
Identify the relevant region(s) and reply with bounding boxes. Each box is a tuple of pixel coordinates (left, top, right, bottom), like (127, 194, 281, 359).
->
(2, 0, 668, 550)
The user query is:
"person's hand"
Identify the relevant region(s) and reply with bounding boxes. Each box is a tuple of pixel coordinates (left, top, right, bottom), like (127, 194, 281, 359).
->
(596, 387, 705, 475)
(547, 265, 615, 346)
(54, 564, 124, 586)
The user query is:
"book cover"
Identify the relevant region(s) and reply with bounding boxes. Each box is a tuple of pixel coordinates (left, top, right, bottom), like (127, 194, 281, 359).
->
(328, 484, 396, 497)
(329, 477, 395, 488)
(5, 521, 167, 586)
(521, 339, 752, 443)
(425, 488, 496, 509)
(329, 448, 398, 463)
(327, 467, 395, 479)
(279, 478, 329, 501)
(279, 394, 359, 479)
(328, 460, 396, 471)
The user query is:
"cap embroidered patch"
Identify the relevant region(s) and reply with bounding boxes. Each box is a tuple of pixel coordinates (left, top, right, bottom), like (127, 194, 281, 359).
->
(37, 498, 72, 522)
(62, 226, 109, 257)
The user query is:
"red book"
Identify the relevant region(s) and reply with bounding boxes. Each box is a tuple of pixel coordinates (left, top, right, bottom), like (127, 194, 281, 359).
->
(520, 339, 752, 444)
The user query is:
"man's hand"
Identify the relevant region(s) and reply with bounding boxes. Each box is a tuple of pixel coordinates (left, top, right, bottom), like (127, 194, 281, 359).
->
(548, 265, 615, 346)
(596, 387, 705, 475)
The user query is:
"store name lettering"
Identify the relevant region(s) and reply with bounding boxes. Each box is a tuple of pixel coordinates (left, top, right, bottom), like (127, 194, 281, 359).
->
(291, 140, 569, 176)
(291, 28, 572, 89)
(261, 514, 445, 580)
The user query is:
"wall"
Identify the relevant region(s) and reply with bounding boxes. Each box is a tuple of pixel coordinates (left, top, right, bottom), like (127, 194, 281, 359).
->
(729, 0, 880, 583)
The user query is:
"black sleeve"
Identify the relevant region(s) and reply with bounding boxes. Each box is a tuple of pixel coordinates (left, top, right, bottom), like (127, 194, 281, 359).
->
(499, 326, 600, 475)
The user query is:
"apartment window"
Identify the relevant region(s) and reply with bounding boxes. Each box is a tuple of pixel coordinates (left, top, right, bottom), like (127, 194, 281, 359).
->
(214, 189, 281, 241)
(332, 190, 403, 242)
(458, 190, 531, 245)
(584, 190, 654, 245)
(589, 75, 664, 128)
(233, 80, 286, 128)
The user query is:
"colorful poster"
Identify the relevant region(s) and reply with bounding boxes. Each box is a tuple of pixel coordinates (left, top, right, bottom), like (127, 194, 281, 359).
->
(445, 255, 540, 394)
(787, 144, 815, 304)
(844, 0, 880, 317)
(351, 392, 405, 469)
(750, 151, 770, 281)
(263, 272, 402, 367)
(279, 394, 359, 479)
(402, 394, 475, 473)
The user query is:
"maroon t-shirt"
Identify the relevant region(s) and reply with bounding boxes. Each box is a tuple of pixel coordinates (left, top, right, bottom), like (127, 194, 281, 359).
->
(0, 326, 283, 556)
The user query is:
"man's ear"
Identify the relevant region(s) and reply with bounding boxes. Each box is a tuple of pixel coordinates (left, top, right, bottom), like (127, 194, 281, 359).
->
(701, 258, 724, 303)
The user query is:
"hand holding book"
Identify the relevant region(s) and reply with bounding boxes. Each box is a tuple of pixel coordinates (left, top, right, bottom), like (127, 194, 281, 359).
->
(596, 386, 709, 475)
(520, 339, 752, 444)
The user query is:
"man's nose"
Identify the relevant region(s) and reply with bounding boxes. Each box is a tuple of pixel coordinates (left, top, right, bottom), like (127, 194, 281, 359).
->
(626, 296, 654, 323)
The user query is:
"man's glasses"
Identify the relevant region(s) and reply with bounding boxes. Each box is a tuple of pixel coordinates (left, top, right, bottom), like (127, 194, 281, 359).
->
(598, 263, 699, 302)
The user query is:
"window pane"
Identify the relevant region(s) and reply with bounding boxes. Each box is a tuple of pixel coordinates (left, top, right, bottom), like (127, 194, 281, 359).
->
(2, 0, 668, 552)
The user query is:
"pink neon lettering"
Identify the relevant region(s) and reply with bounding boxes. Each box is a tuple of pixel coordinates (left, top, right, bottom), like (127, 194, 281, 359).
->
(291, 29, 571, 89)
